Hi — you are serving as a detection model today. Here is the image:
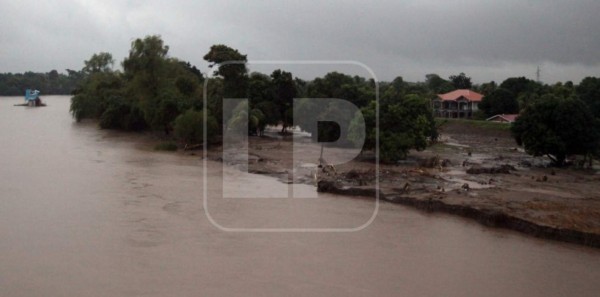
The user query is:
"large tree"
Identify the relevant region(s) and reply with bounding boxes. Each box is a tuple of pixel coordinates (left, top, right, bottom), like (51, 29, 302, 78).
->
(478, 81, 497, 96)
(425, 73, 453, 94)
(449, 72, 472, 89)
(203, 44, 248, 98)
(82, 52, 114, 75)
(479, 88, 519, 117)
(71, 36, 203, 134)
(70, 69, 125, 122)
(270, 69, 296, 132)
(122, 35, 169, 96)
(576, 76, 600, 119)
(499, 77, 544, 110)
(247, 72, 280, 130)
(307, 72, 372, 109)
(121, 36, 204, 133)
(512, 96, 600, 166)
(350, 94, 437, 163)
(499, 76, 540, 96)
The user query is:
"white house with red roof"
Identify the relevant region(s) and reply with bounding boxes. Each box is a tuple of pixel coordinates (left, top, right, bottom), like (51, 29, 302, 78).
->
(433, 89, 484, 118)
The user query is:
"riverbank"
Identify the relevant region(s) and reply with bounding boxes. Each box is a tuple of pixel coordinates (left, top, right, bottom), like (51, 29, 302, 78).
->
(317, 180, 600, 247)
(161, 121, 600, 248)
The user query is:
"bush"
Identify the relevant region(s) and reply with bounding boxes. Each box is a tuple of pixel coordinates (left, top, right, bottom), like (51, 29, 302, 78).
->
(99, 98, 129, 129)
(122, 103, 148, 131)
(70, 72, 125, 122)
(99, 98, 147, 131)
(70, 93, 98, 122)
(174, 109, 219, 145)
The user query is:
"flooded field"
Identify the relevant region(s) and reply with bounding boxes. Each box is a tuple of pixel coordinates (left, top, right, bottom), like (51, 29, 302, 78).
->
(1, 96, 599, 296)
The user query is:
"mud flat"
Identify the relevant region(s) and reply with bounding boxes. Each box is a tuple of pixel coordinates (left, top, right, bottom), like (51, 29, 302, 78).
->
(316, 179, 600, 248)
(193, 121, 600, 248)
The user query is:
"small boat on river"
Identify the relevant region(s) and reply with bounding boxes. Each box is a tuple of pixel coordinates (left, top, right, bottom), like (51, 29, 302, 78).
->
(14, 89, 46, 107)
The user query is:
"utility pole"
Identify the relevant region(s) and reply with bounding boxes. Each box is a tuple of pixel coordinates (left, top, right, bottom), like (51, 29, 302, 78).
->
(536, 65, 541, 83)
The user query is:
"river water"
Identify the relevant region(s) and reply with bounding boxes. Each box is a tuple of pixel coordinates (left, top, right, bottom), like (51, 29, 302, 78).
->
(0, 96, 599, 296)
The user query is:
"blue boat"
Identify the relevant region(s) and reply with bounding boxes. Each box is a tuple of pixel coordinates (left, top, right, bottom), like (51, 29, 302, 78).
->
(19, 89, 46, 107)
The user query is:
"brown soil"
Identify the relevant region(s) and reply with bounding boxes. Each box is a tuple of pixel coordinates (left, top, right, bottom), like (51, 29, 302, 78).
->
(186, 124, 600, 247)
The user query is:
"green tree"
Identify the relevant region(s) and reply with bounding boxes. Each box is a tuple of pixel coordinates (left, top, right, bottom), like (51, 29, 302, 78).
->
(517, 92, 541, 110)
(550, 82, 575, 99)
(70, 37, 202, 135)
(348, 101, 375, 151)
(120, 36, 202, 133)
(512, 96, 600, 166)
(307, 72, 372, 109)
(353, 94, 437, 163)
(149, 89, 183, 133)
(203, 44, 248, 98)
(425, 73, 453, 94)
(227, 101, 266, 136)
(70, 70, 125, 122)
(48, 69, 59, 81)
(204, 77, 225, 130)
(247, 72, 272, 107)
(449, 72, 472, 89)
(381, 76, 406, 104)
(83, 52, 114, 75)
(576, 77, 600, 119)
(294, 98, 320, 138)
(294, 77, 308, 98)
(307, 72, 354, 97)
(99, 97, 147, 131)
(499, 77, 540, 96)
(174, 109, 219, 145)
(478, 81, 497, 96)
(500, 77, 543, 110)
(270, 69, 296, 132)
(247, 72, 280, 129)
(479, 88, 519, 117)
(0, 70, 82, 96)
(122, 35, 170, 98)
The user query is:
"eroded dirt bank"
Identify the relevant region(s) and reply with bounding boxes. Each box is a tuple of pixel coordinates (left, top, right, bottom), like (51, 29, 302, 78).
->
(192, 122, 600, 248)
(317, 179, 600, 248)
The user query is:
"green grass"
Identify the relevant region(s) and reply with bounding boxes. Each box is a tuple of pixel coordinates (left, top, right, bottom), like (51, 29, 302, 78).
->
(154, 141, 178, 151)
(436, 118, 512, 131)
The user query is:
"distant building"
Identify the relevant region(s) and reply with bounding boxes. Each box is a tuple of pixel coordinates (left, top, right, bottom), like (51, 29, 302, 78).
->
(433, 89, 483, 118)
(486, 114, 519, 123)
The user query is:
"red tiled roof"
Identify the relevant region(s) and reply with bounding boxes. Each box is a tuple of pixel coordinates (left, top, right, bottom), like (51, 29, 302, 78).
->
(437, 89, 484, 102)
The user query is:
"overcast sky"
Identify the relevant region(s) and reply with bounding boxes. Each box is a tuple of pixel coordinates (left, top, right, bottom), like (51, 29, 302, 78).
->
(1, 0, 599, 84)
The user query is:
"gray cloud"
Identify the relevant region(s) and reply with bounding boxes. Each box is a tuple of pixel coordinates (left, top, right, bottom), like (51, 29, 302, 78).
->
(1, 0, 599, 83)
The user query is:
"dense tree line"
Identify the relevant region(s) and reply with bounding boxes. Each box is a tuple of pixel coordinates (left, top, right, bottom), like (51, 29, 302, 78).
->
(67, 35, 600, 165)
(467, 75, 600, 166)
(69, 35, 439, 163)
(509, 79, 600, 166)
(0, 70, 83, 96)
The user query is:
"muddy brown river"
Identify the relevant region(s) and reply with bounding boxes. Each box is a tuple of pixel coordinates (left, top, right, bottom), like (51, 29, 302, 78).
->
(1, 96, 599, 296)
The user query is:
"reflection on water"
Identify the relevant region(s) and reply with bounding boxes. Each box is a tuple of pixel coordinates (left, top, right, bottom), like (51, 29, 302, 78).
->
(0, 96, 599, 297)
